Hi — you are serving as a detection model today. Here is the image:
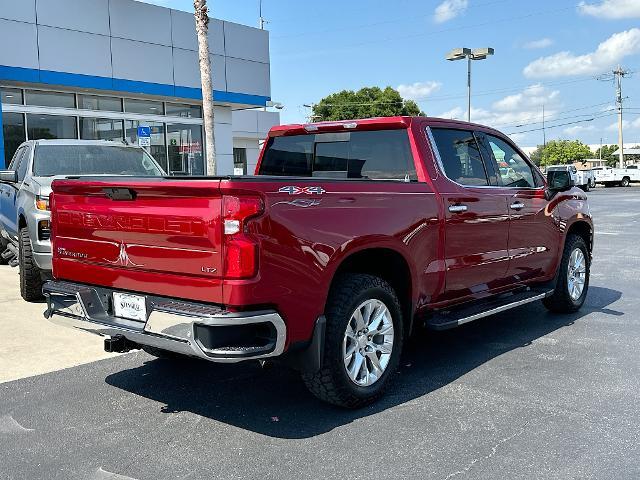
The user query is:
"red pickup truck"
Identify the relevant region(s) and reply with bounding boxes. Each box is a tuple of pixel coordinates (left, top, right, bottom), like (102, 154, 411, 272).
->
(43, 116, 592, 407)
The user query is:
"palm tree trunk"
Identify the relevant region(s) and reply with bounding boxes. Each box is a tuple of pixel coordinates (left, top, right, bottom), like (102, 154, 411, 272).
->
(194, 0, 216, 175)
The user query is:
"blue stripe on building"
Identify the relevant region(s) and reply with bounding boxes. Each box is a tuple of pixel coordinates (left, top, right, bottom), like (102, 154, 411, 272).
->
(0, 65, 270, 107)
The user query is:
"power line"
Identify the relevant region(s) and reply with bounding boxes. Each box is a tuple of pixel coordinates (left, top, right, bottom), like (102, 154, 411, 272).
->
(271, 0, 512, 39)
(273, 1, 598, 55)
(507, 118, 595, 135)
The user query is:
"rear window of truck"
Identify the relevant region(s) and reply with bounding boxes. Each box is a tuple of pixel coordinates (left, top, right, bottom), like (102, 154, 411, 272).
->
(259, 129, 417, 181)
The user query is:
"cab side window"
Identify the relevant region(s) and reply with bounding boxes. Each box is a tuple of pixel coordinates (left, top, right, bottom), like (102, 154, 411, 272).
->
(430, 128, 489, 186)
(485, 135, 538, 188)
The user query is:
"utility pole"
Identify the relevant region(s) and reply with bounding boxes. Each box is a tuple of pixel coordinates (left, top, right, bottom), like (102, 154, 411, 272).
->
(599, 137, 603, 162)
(194, 0, 216, 175)
(615, 66, 624, 168)
(613, 65, 629, 168)
(597, 66, 630, 168)
(542, 104, 546, 148)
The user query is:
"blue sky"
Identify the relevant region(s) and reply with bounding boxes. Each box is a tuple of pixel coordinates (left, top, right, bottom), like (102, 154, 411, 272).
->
(143, 0, 640, 147)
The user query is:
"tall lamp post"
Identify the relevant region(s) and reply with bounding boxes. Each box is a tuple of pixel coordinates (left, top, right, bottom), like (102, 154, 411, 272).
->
(446, 47, 494, 122)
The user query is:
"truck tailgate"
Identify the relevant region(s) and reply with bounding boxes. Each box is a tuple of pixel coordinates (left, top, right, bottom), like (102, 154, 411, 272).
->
(51, 179, 225, 303)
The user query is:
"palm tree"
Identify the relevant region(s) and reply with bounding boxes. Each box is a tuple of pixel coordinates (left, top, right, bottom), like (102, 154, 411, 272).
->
(194, 0, 216, 175)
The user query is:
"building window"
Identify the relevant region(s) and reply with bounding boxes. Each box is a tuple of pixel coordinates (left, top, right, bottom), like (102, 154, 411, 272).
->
(27, 114, 77, 141)
(1, 87, 23, 105)
(2, 112, 25, 167)
(78, 94, 123, 112)
(167, 124, 204, 175)
(80, 118, 124, 141)
(124, 99, 164, 116)
(165, 103, 202, 119)
(25, 90, 75, 109)
(233, 148, 247, 175)
(125, 120, 167, 172)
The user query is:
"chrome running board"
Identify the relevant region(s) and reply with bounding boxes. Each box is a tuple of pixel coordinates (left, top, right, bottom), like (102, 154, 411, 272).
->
(427, 288, 553, 331)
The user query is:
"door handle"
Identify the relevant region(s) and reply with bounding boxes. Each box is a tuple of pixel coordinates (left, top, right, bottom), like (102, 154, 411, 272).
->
(510, 202, 525, 210)
(448, 204, 468, 213)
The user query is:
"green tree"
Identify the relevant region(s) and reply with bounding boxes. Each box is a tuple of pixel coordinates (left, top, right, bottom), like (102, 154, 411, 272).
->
(594, 144, 619, 167)
(529, 145, 544, 166)
(312, 86, 424, 122)
(539, 140, 592, 166)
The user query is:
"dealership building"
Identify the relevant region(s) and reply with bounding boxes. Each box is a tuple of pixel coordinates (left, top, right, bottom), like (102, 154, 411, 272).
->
(0, 0, 279, 175)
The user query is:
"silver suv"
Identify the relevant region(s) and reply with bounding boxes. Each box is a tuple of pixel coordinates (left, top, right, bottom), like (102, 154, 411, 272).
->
(0, 139, 165, 301)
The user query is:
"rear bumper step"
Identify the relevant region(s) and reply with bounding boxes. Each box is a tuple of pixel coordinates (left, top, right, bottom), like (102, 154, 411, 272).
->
(43, 280, 286, 363)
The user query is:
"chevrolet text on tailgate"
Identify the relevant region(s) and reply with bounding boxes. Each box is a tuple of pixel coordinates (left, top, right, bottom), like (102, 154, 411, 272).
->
(44, 117, 593, 408)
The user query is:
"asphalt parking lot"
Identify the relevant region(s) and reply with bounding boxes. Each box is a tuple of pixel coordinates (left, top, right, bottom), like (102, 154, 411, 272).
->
(1, 187, 639, 480)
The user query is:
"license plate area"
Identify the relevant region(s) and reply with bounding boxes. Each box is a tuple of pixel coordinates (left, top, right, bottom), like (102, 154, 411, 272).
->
(113, 292, 147, 322)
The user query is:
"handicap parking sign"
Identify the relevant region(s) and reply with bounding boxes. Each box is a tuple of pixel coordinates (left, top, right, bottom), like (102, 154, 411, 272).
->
(137, 126, 151, 147)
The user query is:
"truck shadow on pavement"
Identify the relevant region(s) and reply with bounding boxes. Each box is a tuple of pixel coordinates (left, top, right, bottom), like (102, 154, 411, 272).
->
(105, 286, 622, 439)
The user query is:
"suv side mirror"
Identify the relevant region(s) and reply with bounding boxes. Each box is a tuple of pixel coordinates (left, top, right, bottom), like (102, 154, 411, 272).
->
(0, 170, 17, 183)
(547, 170, 574, 192)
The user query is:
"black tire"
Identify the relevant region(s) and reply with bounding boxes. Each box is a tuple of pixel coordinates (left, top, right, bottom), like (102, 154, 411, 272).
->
(620, 177, 630, 187)
(582, 183, 590, 192)
(302, 273, 404, 408)
(19, 227, 44, 302)
(543, 234, 590, 313)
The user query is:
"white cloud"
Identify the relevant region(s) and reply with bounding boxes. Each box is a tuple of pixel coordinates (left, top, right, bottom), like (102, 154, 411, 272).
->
(563, 125, 596, 136)
(578, 0, 640, 19)
(397, 81, 442, 100)
(436, 85, 562, 144)
(492, 83, 559, 111)
(434, 0, 468, 23)
(606, 117, 640, 131)
(524, 28, 640, 78)
(523, 38, 554, 49)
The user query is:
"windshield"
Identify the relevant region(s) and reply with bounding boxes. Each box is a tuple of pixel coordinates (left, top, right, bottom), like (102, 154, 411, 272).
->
(33, 145, 165, 177)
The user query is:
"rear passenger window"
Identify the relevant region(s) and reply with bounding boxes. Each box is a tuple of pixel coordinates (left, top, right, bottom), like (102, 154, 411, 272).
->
(430, 128, 488, 186)
(260, 129, 416, 180)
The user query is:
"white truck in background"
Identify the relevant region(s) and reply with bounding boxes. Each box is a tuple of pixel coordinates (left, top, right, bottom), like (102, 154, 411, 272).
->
(592, 165, 640, 187)
(546, 165, 596, 191)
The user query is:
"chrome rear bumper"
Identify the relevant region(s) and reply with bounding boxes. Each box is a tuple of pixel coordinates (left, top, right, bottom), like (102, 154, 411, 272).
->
(43, 281, 286, 363)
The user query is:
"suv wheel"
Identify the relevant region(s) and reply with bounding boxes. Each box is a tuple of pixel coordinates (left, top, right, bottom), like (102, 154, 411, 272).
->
(620, 177, 630, 187)
(19, 227, 44, 302)
(302, 273, 403, 408)
(543, 234, 590, 313)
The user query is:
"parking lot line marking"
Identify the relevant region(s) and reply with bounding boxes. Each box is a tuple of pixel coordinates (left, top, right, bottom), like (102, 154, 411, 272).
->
(92, 468, 139, 480)
(0, 414, 34, 433)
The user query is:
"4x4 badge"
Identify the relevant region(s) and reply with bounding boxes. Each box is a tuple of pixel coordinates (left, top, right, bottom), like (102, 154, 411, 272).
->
(278, 186, 326, 195)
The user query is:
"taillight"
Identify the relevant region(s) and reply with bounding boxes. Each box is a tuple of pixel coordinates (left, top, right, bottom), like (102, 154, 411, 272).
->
(222, 195, 263, 279)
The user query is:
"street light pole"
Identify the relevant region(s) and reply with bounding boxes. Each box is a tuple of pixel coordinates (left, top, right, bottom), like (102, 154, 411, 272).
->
(446, 47, 494, 123)
(467, 56, 471, 123)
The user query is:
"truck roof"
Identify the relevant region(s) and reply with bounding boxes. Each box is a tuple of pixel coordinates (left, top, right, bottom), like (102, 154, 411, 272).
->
(26, 139, 140, 148)
(269, 116, 508, 137)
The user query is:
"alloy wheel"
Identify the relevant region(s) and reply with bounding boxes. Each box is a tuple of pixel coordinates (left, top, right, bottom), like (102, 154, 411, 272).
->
(342, 299, 394, 387)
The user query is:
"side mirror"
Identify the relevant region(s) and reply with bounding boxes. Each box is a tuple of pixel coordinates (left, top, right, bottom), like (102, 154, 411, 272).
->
(547, 170, 574, 192)
(0, 170, 17, 183)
